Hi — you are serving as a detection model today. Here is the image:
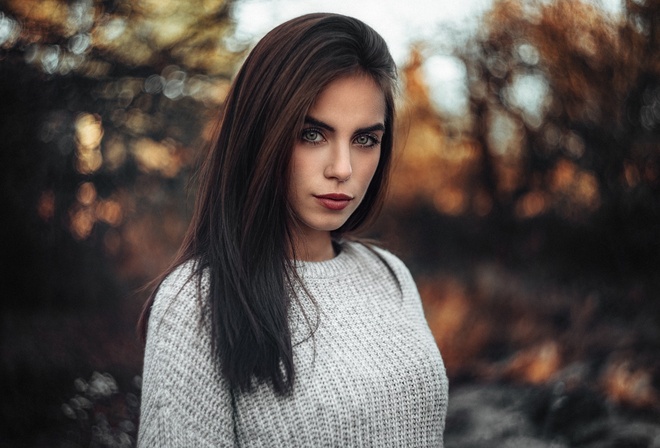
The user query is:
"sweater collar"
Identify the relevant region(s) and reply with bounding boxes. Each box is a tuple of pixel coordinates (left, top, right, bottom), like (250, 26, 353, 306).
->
(292, 241, 362, 279)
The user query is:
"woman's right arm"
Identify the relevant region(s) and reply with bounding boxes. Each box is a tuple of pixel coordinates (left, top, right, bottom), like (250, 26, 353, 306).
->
(138, 264, 236, 447)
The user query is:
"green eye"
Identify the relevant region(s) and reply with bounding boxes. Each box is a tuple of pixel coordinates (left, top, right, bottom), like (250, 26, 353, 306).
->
(302, 129, 323, 143)
(354, 134, 379, 147)
(355, 135, 370, 145)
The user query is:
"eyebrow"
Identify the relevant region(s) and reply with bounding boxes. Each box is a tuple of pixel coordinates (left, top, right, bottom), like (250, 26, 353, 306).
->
(304, 116, 385, 134)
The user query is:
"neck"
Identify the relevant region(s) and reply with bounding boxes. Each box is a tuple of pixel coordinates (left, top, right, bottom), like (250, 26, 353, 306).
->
(290, 228, 335, 262)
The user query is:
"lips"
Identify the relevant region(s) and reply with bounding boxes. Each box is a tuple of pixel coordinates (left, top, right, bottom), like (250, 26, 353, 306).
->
(314, 193, 353, 211)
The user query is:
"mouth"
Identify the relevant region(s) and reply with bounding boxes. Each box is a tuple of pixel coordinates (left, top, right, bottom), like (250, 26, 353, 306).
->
(314, 193, 353, 211)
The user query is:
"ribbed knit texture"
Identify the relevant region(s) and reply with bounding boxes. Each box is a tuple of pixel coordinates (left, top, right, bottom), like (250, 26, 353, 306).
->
(138, 242, 448, 447)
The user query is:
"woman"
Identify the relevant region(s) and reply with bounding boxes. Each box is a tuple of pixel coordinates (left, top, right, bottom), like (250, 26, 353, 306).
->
(138, 13, 448, 447)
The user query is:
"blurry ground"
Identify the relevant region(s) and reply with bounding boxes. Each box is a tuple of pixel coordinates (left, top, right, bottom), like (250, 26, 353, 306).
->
(445, 383, 660, 447)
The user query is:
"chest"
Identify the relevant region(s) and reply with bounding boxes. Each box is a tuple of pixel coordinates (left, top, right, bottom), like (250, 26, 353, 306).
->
(232, 282, 447, 446)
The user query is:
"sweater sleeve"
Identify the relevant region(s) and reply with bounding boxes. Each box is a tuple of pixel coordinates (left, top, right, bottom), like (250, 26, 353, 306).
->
(138, 262, 235, 447)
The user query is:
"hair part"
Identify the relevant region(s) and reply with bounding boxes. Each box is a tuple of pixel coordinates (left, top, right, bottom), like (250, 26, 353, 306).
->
(138, 13, 397, 395)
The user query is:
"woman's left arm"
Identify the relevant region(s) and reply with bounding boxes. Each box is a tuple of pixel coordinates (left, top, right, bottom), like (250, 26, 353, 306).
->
(138, 267, 235, 447)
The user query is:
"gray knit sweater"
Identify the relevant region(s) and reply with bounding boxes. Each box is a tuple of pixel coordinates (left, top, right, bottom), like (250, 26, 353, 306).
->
(138, 242, 448, 447)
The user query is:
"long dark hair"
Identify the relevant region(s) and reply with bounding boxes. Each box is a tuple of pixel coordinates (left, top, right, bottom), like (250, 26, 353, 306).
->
(138, 13, 397, 395)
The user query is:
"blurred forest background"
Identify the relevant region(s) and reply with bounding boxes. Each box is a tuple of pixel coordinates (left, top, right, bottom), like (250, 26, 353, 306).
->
(1, 0, 659, 446)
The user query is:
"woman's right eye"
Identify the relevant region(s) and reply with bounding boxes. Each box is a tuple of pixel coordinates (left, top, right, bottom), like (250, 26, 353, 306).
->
(301, 129, 324, 144)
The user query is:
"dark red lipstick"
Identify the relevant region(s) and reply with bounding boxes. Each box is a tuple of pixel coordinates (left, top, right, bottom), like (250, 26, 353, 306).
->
(315, 193, 353, 211)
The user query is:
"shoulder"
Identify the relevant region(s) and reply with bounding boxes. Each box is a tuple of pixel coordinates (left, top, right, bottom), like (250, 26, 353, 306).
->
(342, 240, 419, 294)
(148, 259, 209, 336)
(156, 259, 206, 299)
(345, 241, 413, 278)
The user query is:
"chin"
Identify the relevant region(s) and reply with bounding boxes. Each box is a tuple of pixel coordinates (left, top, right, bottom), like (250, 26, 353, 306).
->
(309, 217, 350, 233)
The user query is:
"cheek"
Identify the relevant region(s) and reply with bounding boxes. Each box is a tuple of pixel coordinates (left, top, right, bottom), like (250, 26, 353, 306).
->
(288, 152, 315, 200)
(288, 153, 306, 191)
(360, 150, 382, 186)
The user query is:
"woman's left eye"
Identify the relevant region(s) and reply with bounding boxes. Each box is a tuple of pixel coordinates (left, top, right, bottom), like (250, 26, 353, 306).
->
(354, 134, 379, 147)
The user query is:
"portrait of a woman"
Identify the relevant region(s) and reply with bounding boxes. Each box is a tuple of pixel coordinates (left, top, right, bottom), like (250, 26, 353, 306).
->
(138, 12, 448, 447)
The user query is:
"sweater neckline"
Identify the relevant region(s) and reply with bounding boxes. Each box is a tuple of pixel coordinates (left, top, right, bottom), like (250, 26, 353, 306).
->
(293, 241, 360, 279)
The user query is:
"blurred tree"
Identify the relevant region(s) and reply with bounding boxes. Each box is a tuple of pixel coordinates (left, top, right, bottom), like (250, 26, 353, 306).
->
(0, 0, 242, 443)
(448, 0, 660, 273)
(0, 0, 242, 310)
(457, 0, 660, 218)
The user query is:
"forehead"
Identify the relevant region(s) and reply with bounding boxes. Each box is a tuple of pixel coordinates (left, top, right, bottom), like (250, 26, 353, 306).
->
(308, 74, 386, 125)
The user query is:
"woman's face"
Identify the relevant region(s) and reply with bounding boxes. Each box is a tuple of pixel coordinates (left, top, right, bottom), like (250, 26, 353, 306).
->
(289, 74, 385, 246)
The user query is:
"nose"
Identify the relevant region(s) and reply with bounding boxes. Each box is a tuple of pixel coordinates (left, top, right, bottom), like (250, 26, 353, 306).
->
(324, 143, 352, 182)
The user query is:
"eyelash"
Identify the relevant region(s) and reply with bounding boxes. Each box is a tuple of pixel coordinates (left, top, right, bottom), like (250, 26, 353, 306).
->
(300, 128, 381, 148)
